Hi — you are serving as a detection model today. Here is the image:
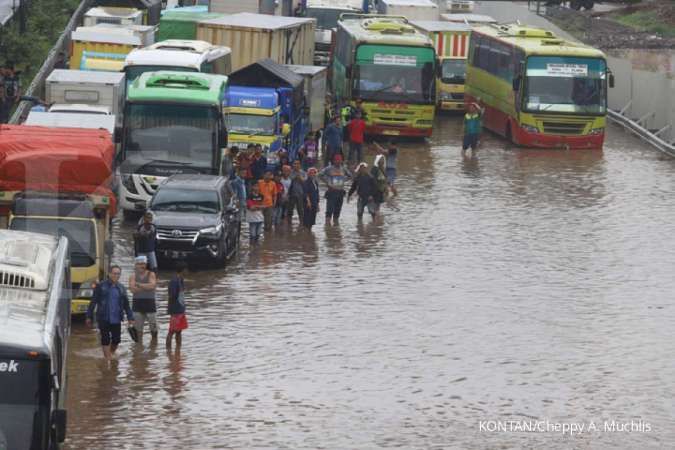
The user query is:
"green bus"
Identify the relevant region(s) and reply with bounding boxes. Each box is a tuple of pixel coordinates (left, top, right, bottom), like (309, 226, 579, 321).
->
(332, 14, 437, 138)
(118, 71, 228, 213)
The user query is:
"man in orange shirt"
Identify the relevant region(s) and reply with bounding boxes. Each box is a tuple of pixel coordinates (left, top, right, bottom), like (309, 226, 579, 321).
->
(258, 170, 278, 231)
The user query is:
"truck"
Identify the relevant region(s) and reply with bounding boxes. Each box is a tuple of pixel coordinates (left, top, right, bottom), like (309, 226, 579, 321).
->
(158, 10, 225, 41)
(45, 69, 125, 125)
(304, 0, 365, 66)
(411, 20, 471, 111)
(118, 71, 229, 214)
(375, 0, 439, 21)
(225, 59, 309, 167)
(285, 64, 328, 132)
(70, 24, 156, 72)
(91, 0, 163, 25)
(0, 125, 116, 315)
(83, 6, 145, 26)
(196, 13, 316, 72)
(24, 111, 117, 134)
(209, 0, 305, 15)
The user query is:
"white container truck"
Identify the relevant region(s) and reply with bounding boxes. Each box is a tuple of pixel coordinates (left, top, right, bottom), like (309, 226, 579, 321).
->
(83, 7, 145, 26)
(45, 70, 125, 126)
(376, 0, 439, 21)
(285, 64, 328, 132)
(209, 0, 305, 15)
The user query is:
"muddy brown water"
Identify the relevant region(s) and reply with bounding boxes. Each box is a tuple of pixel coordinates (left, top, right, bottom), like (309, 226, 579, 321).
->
(65, 117, 675, 449)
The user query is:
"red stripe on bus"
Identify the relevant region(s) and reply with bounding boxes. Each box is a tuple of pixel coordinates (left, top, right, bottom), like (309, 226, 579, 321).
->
(460, 34, 467, 57)
(438, 34, 444, 56)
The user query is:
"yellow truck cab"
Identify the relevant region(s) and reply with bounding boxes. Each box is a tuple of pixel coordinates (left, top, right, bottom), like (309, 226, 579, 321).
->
(412, 20, 472, 112)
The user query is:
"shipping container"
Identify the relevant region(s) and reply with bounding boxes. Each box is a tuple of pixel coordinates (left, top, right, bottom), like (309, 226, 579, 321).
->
(209, 0, 259, 14)
(196, 13, 315, 71)
(45, 69, 125, 125)
(284, 64, 327, 132)
(83, 7, 144, 26)
(91, 0, 162, 25)
(209, 0, 305, 15)
(70, 25, 155, 70)
(158, 10, 225, 41)
(377, 0, 439, 21)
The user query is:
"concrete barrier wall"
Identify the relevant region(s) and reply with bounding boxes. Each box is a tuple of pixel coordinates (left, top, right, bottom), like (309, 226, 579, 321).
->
(607, 57, 675, 144)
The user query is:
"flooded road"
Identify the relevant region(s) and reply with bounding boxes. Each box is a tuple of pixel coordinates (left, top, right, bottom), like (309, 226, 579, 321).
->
(66, 117, 675, 449)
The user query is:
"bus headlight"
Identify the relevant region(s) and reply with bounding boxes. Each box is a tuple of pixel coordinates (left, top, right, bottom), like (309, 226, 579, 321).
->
(589, 127, 605, 135)
(121, 174, 138, 195)
(74, 279, 97, 299)
(522, 124, 538, 134)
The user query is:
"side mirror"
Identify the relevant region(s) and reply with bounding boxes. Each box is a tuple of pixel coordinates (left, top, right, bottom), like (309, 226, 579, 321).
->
(113, 127, 122, 143)
(19, 95, 41, 104)
(609, 73, 615, 88)
(435, 59, 442, 78)
(281, 123, 291, 136)
(52, 409, 67, 443)
(512, 76, 521, 91)
(104, 239, 114, 256)
(220, 128, 228, 147)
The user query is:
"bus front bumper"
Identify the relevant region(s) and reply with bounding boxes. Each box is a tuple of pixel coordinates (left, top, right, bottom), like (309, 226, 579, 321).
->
(71, 297, 91, 315)
(516, 128, 605, 149)
(366, 125, 432, 138)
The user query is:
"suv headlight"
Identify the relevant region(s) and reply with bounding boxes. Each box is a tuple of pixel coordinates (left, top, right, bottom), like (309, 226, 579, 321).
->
(589, 127, 605, 135)
(121, 173, 138, 194)
(522, 124, 538, 134)
(74, 279, 97, 299)
(199, 224, 223, 237)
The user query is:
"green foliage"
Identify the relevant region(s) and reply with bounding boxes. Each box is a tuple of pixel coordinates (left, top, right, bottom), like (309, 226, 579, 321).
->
(0, 0, 82, 82)
(614, 9, 675, 38)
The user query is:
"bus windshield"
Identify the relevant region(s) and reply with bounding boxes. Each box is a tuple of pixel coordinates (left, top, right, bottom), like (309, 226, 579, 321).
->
(441, 59, 467, 84)
(125, 103, 218, 173)
(354, 46, 436, 103)
(125, 65, 197, 84)
(227, 113, 276, 136)
(0, 359, 46, 450)
(10, 218, 96, 268)
(524, 56, 607, 114)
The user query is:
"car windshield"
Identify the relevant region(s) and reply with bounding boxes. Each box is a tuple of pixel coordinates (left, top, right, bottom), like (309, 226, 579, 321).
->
(125, 103, 218, 171)
(306, 7, 343, 29)
(441, 59, 467, 84)
(0, 359, 46, 450)
(151, 188, 220, 214)
(10, 218, 96, 267)
(525, 56, 607, 114)
(227, 113, 276, 136)
(125, 65, 197, 84)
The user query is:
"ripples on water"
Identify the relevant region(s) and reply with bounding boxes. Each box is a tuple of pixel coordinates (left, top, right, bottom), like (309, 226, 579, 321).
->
(66, 118, 675, 449)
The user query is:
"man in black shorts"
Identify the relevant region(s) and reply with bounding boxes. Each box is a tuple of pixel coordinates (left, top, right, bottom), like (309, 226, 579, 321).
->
(86, 265, 135, 360)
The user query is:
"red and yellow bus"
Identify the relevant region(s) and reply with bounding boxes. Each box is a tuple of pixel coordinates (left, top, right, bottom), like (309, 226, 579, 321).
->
(465, 24, 614, 149)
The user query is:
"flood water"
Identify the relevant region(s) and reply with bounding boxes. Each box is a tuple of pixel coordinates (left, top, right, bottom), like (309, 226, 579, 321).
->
(66, 117, 675, 449)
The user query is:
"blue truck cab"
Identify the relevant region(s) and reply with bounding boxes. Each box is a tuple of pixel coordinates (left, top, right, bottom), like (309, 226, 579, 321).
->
(224, 59, 309, 172)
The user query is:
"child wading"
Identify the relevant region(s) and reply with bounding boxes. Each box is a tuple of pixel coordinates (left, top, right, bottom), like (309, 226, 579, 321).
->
(462, 102, 484, 156)
(166, 261, 188, 350)
(247, 183, 265, 243)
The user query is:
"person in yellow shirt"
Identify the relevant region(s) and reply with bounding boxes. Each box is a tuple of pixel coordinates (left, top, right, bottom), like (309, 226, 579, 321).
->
(257, 170, 278, 231)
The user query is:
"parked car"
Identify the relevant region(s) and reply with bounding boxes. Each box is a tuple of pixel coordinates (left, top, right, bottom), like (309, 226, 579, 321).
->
(147, 174, 240, 267)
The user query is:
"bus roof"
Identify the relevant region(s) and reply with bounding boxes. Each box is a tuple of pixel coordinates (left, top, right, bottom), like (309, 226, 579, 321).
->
(338, 15, 434, 47)
(0, 231, 64, 354)
(127, 71, 227, 105)
(474, 24, 606, 58)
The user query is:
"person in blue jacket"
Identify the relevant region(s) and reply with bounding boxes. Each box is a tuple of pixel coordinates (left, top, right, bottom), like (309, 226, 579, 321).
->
(303, 167, 320, 231)
(323, 116, 344, 166)
(86, 265, 135, 360)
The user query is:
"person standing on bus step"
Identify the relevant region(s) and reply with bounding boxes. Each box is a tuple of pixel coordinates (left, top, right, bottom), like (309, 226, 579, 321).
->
(86, 265, 135, 361)
(324, 116, 343, 167)
(348, 111, 366, 165)
(134, 212, 157, 272)
(462, 102, 485, 156)
(166, 261, 188, 350)
(129, 255, 158, 344)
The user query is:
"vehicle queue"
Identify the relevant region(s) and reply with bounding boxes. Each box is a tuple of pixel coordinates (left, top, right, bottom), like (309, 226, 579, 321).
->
(0, 0, 615, 448)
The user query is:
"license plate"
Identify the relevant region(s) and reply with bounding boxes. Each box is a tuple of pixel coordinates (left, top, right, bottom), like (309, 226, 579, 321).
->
(383, 130, 400, 136)
(165, 250, 187, 259)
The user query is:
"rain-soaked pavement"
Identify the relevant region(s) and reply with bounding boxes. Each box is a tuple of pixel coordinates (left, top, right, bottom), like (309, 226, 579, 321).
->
(65, 116, 675, 449)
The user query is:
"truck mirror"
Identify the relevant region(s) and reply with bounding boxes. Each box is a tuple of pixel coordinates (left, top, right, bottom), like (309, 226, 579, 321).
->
(52, 409, 67, 443)
(220, 128, 228, 147)
(113, 127, 122, 143)
(435, 59, 442, 78)
(282, 123, 291, 136)
(104, 239, 114, 256)
(512, 76, 521, 91)
(609, 73, 615, 88)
